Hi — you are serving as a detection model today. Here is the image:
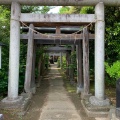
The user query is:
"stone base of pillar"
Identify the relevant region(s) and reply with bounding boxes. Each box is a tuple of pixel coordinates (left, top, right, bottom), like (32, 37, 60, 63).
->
(89, 96, 110, 106)
(116, 108, 120, 119)
(81, 98, 111, 118)
(76, 86, 84, 94)
(81, 92, 92, 100)
(0, 96, 23, 109)
(0, 94, 32, 116)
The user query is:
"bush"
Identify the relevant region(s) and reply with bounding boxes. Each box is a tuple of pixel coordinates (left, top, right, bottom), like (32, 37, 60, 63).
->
(105, 60, 120, 86)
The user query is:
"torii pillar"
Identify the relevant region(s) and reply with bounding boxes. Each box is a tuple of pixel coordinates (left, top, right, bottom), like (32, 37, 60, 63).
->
(24, 24, 34, 93)
(69, 45, 75, 84)
(31, 42, 36, 94)
(1, 2, 23, 105)
(66, 52, 69, 77)
(89, 2, 110, 106)
(60, 52, 62, 68)
(81, 27, 90, 99)
(76, 41, 83, 94)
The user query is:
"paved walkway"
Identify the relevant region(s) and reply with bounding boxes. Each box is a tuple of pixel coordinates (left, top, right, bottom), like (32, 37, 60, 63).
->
(39, 64, 82, 120)
(23, 63, 108, 120)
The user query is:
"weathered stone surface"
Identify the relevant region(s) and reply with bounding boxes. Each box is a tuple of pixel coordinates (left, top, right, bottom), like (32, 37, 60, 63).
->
(116, 108, 120, 119)
(1, 96, 23, 109)
(0, 114, 4, 120)
(0, 93, 31, 116)
(81, 99, 110, 118)
(108, 108, 120, 120)
(116, 79, 120, 119)
(89, 96, 110, 106)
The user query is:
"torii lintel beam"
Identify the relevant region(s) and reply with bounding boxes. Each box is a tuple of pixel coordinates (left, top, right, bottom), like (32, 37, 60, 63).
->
(21, 33, 94, 45)
(21, 33, 95, 40)
(46, 47, 71, 51)
(45, 50, 69, 53)
(45, 47, 71, 53)
(22, 27, 81, 34)
(21, 33, 95, 45)
(0, 0, 119, 6)
(36, 39, 92, 45)
(20, 14, 95, 27)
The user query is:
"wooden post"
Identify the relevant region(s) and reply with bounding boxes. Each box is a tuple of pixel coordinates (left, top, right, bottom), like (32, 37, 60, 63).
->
(41, 53, 45, 75)
(70, 45, 75, 84)
(76, 41, 83, 94)
(56, 26, 61, 34)
(66, 52, 69, 77)
(31, 42, 36, 94)
(37, 53, 42, 87)
(24, 24, 34, 93)
(68, 51, 71, 79)
(60, 52, 62, 68)
(8, 2, 21, 100)
(82, 27, 90, 98)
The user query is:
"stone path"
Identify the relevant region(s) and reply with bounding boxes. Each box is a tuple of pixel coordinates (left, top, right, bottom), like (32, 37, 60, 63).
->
(39, 64, 82, 120)
(22, 63, 108, 120)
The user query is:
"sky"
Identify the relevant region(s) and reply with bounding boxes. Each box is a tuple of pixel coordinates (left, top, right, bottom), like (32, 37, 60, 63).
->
(48, 6, 62, 14)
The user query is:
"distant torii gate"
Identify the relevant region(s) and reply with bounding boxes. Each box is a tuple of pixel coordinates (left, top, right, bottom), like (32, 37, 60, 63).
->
(1, 0, 115, 112)
(21, 24, 95, 95)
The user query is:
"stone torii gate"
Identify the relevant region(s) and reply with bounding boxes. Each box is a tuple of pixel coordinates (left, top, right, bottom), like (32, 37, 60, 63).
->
(0, 0, 119, 115)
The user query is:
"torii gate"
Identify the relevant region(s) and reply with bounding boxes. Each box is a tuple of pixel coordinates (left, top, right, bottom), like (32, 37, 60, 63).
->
(0, 0, 119, 114)
(21, 24, 95, 95)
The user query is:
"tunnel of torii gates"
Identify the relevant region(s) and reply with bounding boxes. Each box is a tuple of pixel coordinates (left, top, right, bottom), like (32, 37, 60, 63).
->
(0, 0, 120, 109)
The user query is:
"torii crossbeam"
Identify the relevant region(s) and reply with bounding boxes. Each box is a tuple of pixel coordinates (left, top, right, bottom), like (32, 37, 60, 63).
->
(0, 0, 119, 6)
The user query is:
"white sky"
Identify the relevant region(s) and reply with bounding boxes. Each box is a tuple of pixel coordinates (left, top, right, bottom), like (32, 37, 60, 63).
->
(48, 6, 62, 14)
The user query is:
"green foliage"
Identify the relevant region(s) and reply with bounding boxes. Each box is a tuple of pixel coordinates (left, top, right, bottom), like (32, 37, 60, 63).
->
(0, 5, 10, 95)
(39, 6, 51, 14)
(57, 57, 60, 68)
(105, 7, 120, 63)
(105, 61, 120, 80)
(59, 6, 70, 14)
(21, 6, 51, 13)
(69, 51, 77, 76)
(44, 53, 49, 68)
(80, 6, 94, 14)
(59, 6, 81, 14)
(21, 6, 40, 13)
(61, 56, 67, 70)
(70, 51, 77, 69)
(104, 7, 120, 86)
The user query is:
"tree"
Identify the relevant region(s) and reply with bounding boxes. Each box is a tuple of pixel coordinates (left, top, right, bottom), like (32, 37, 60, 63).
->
(59, 6, 81, 14)
(0, 5, 52, 97)
(21, 6, 52, 13)
(59, 6, 120, 86)
(0, 5, 10, 95)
